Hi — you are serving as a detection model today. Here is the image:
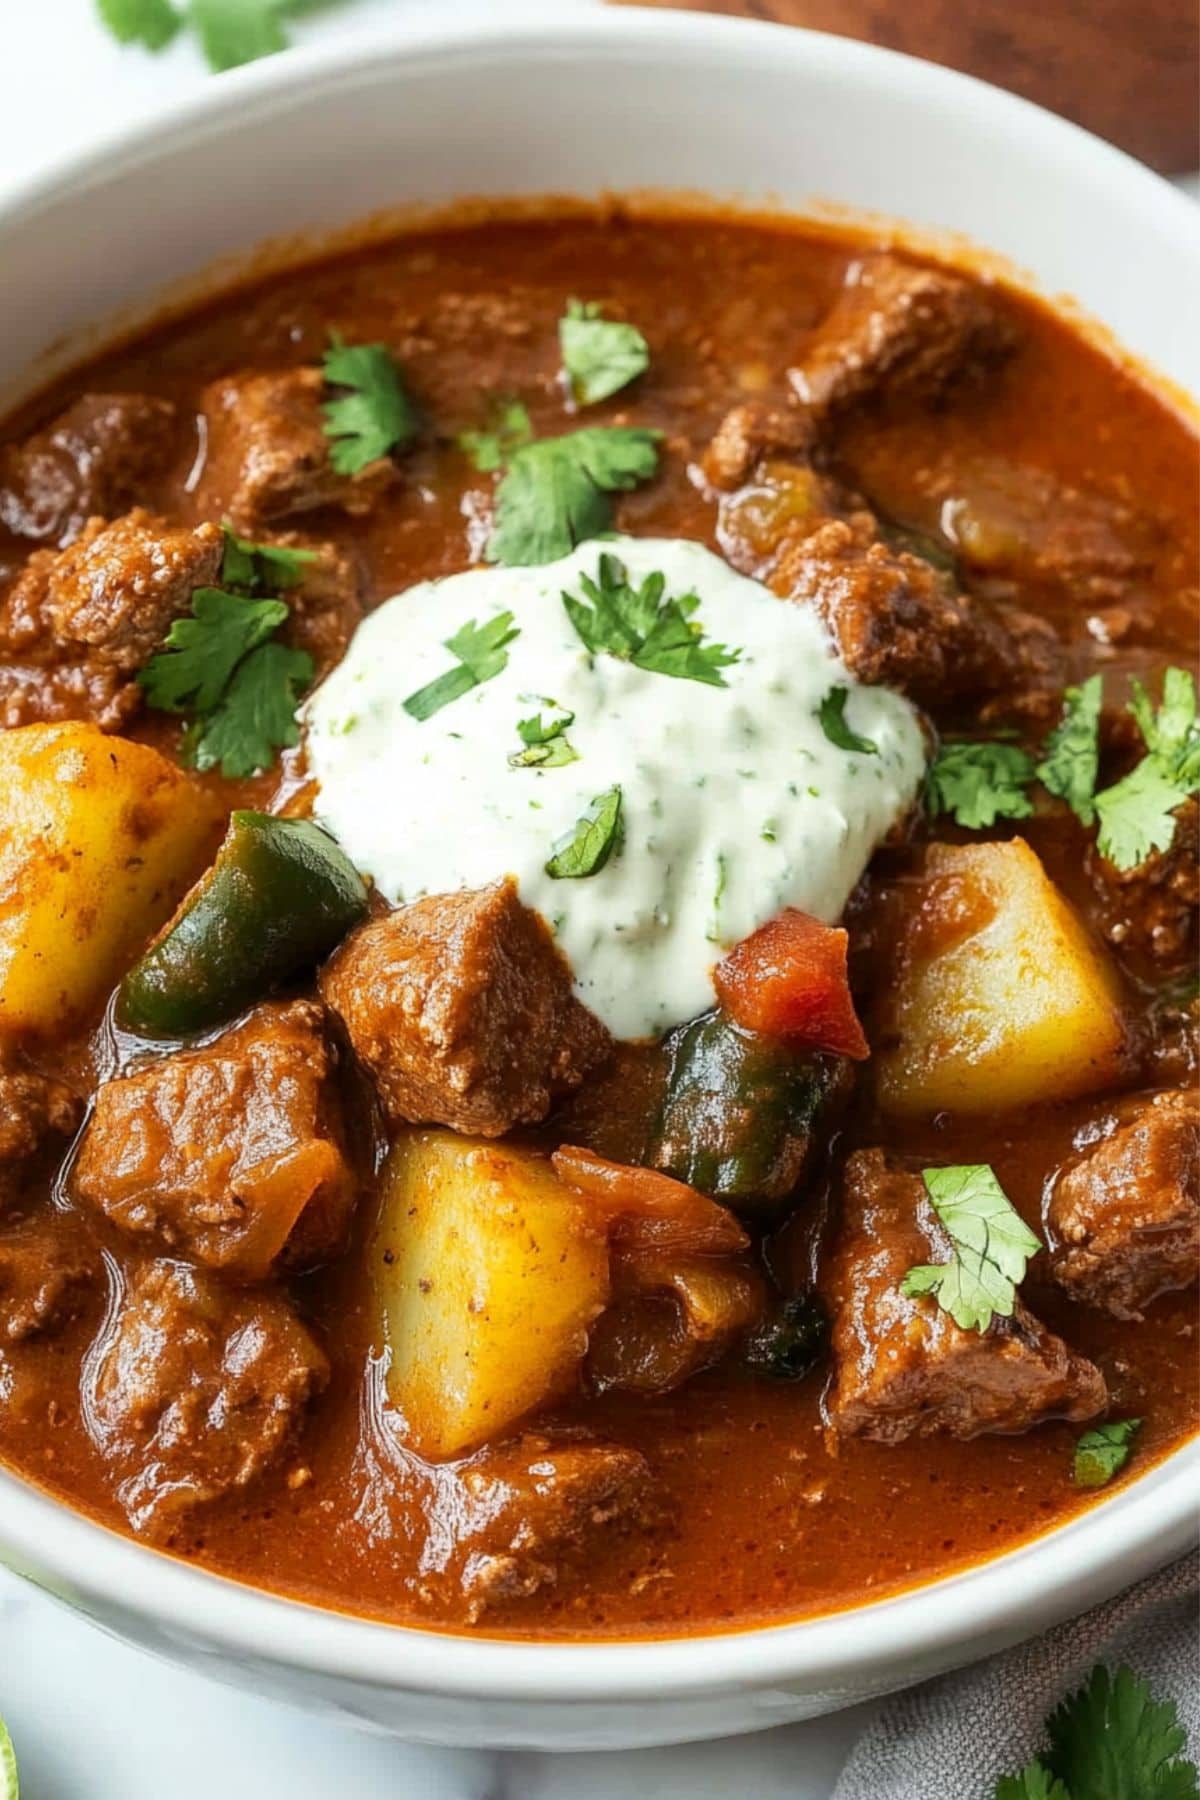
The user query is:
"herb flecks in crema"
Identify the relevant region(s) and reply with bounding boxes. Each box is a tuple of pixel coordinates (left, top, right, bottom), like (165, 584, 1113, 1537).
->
(509, 705, 579, 769)
(819, 684, 879, 756)
(403, 614, 520, 722)
(545, 785, 623, 878)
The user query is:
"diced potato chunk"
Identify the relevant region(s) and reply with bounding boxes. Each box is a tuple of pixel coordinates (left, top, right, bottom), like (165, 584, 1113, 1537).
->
(374, 1130, 611, 1460)
(0, 724, 220, 1036)
(876, 840, 1126, 1117)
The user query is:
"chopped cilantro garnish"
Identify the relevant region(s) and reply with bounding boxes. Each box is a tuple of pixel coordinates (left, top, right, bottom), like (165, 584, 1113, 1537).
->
(1095, 669, 1200, 871)
(545, 785, 623, 878)
(403, 613, 519, 722)
(0, 1713, 16, 1800)
(559, 299, 650, 406)
(926, 740, 1037, 829)
(562, 553, 740, 687)
(458, 398, 533, 473)
(321, 334, 419, 476)
(187, 640, 312, 778)
(486, 427, 661, 566)
(509, 706, 579, 769)
(1074, 1418, 1142, 1489)
(995, 1664, 1198, 1800)
(1037, 674, 1102, 824)
(97, 0, 182, 50)
(139, 589, 287, 715)
(220, 526, 315, 593)
(901, 1164, 1041, 1334)
(818, 684, 879, 756)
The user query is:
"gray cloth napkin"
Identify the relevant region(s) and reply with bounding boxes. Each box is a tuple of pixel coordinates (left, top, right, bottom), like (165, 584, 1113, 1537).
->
(832, 1550, 1199, 1799)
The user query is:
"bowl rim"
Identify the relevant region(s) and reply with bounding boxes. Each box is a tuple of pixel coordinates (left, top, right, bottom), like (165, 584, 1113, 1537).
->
(0, 2, 1196, 1703)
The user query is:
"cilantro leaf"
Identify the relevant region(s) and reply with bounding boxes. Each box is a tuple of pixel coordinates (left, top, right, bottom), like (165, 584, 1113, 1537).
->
(1038, 674, 1103, 824)
(486, 427, 661, 566)
(901, 1164, 1041, 1334)
(458, 398, 533, 473)
(1074, 1418, 1142, 1489)
(819, 685, 879, 756)
(560, 299, 650, 406)
(545, 785, 623, 879)
(321, 335, 419, 476)
(1095, 758, 1189, 871)
(1130, 667, 1198, 764)
(510, 706, 579, 769)
(403, 612, 519, 722)
(138, 588, 287, 714)
(96, 0, 183, 50)
(995, 1764, 1070, 1800)
(220, 526, 315, 593)
(187, 640, 313, 777)
(190, 0, 288, 71)
(1044, 1665, 1198, 1800)
(562, 554, 740, 687)
(926, 740, 1037, 829)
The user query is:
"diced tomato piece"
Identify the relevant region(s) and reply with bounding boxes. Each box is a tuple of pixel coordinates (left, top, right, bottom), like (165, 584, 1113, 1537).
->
(713, 909, 870, 1060)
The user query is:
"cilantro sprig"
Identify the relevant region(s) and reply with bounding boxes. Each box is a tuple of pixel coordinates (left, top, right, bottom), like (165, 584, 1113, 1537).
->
(995, 1664, 1198, 1800)
(545, 785, 623, 879)
(458, 399, 533, 473)
(402, 613, 519, 723)
(139, 526, 314, 777)
(321, 335, 419, 475)
(1074, 1417, 1142, 1489)
(97, 0, 355, 72)
(562, 553, 740, 688)
(926, 668, 1199, 870)
(819, 685, 879, 756)
(485, 427, 661, 566)
(901, 1164, 1041, 1334)
(509, 705, 579, 769)
(559, 300, 650, 407)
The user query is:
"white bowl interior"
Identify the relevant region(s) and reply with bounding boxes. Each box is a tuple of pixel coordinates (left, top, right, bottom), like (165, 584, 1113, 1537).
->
(0, 8, 1195, 1749)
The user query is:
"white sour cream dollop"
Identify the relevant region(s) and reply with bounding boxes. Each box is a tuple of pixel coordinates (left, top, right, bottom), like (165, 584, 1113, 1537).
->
(303, 536, 926, 1039)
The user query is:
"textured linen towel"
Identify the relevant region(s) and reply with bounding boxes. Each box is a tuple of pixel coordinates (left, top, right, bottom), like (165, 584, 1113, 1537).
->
(832, 1550, 1199, 1799)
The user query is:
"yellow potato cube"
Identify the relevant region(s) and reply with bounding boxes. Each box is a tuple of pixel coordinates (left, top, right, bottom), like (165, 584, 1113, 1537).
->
(0, 723, 219, 1036)
(374, 1130, 611, 1460)
(876, 840, 1126, 1117)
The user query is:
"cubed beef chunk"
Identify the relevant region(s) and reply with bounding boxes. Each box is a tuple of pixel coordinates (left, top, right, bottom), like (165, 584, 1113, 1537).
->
(88, 1258, 328, 1532)
(72, 1000, 356, 1280)
(450, 1434, 659, 1622)
(0, 394, 177, 547)
(1089, 796, 1199, 971)
(825, 1149, 1107, 1442)
(0, 1054, 81, 1213)
(790, 256, 1014, 420)
(700, 402, 814, 493)
(320, 879, 612, 1137)
(0, 510, 222, 730)
(269, 533, 364, 671)
(0, 1214, 96, 1343)
(201, 367, 398, 530)
(1048, 1089, 1199, 1319)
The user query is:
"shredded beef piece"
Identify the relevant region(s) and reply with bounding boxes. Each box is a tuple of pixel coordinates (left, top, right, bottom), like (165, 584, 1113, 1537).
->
(88, 1258, 328, 1533)
(790, 255, 1015, 420)
(0, 510, 222, 730)
(0, 1054, 82, 1213)
(1048, 1089, 1199, 1320)
(201, 367, 398, 530)
(0, 1213, 95, 1343)
(321, 879, 612, 1137)
(0, 394, 177, 547)
(825, 1150, 1107, 1442)
(73, 1000, 355, 1280)
(1089, 796, 1199, 971)
(451, 1435, 660, 1622)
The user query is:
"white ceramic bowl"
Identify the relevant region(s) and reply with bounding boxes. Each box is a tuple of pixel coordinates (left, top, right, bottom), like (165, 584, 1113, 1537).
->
(0, 7, 1196, 1752)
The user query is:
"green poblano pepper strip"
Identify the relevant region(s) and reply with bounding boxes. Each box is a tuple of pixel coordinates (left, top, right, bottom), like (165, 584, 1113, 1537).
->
(118, 811, 368, 1036)
(647, 1009, 846, 1217)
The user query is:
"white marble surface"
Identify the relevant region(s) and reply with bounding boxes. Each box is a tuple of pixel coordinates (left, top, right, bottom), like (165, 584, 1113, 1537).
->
(0, 3, 873, 1794)
(0, 7, 1192, 1796)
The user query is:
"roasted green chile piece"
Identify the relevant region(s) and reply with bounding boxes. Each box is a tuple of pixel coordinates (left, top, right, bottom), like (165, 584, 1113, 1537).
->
(118, 811, 368, 1035)
(647, 1008, 848, 1217)
(742, 1292, 829, 1381)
